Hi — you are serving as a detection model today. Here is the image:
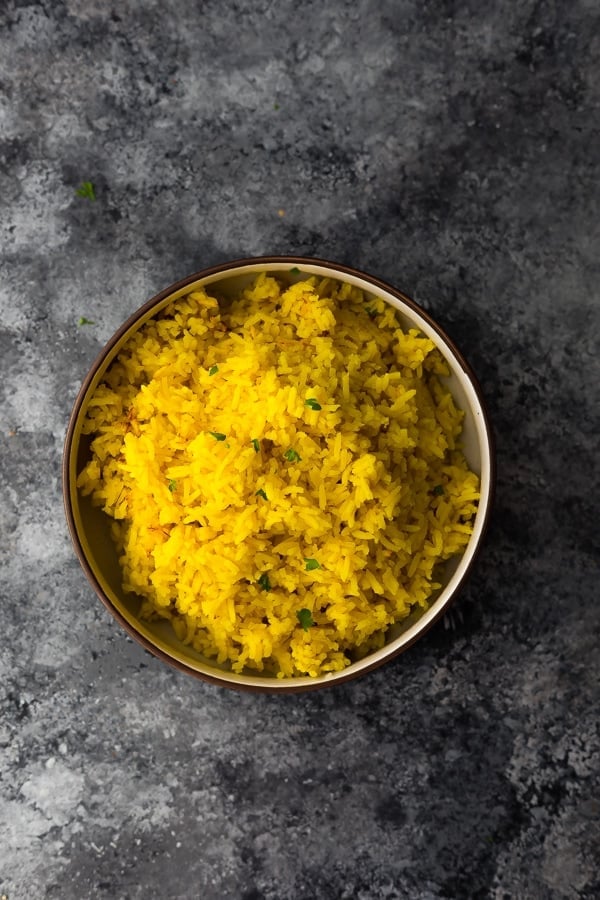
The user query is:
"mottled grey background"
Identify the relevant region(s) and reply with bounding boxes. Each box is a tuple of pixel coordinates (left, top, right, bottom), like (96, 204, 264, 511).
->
(1, 0, 599, 898)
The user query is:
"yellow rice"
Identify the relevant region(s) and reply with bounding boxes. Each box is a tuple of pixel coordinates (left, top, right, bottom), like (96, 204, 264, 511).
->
(78, 273, 480, 677)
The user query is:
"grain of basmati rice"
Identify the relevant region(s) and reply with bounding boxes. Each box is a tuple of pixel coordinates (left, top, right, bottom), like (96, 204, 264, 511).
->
(78, 274, 480, 677)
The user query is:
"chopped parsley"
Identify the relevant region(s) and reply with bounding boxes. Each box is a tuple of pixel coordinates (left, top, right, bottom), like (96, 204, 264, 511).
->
(168, 479, 177, 493)
(209, 431, 227, 441)
(305, 398, 322, 411)
(304, 558, 321, 571)
(273, 102, 280, 110)
(78, 316, 95, 325)
(432, 484, 445, 496)
(257, 572, 271, 592)
(255, 488, 268, 501)
(296, 608, 315, 631)
(251, 438, 260, 453)
(365, 307, 378, 319)
(208, 365, 219, 376)
(75, 181, 96, 201)
(289, 266, 301, 274)
(283, 448, 301, 463)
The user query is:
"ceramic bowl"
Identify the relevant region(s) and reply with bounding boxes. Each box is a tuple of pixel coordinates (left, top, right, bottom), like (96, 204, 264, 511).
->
(63, 256, 494, 692)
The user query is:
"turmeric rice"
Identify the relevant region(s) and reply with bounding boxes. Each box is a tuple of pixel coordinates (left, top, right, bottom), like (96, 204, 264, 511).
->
(77, 273, 480, 677)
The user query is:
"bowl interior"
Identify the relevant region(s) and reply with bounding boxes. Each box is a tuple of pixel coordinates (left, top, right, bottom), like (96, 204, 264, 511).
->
(66, 260, 493, 690)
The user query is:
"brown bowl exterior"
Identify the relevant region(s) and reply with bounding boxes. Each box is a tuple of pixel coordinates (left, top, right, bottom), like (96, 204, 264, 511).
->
(63, 256, 495, 692)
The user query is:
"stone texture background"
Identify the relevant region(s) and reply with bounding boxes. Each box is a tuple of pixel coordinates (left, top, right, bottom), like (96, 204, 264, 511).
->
(1, 1, 599, 898)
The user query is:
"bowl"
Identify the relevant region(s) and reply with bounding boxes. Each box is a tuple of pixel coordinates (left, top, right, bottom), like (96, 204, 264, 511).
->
(63, 256, 494, 692)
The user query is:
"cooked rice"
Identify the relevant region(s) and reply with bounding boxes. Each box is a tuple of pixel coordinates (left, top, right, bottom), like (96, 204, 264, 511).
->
(78, 273, 480, 677)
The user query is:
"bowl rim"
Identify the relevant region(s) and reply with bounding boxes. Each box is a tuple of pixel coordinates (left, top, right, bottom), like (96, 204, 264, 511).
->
(63, 255, 496, 692)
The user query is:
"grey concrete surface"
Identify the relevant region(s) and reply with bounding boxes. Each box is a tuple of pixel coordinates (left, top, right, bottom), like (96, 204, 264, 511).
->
(1, 1, 599, 898)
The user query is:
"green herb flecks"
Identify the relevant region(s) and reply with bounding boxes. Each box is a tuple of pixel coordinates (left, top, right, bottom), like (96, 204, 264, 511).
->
(251, 438, 260, 453)
(365, 307, 378, 319)
(208, 365, 219, 376)
(75, 181, 96, 201)
(289, 266, 301, 274)
(168, 479, 177, 493)
(257, 572, 271, 592)
(305, 398, 322, 411)
(283, 448, 302, 463)
(255, 488, 268, 501)
(209, 431, 227, 441)
(304, 558, 321, 571)
(432, 484, 445, 496)
(78, 316, 95, 326)
(296, 608, 315, 631)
